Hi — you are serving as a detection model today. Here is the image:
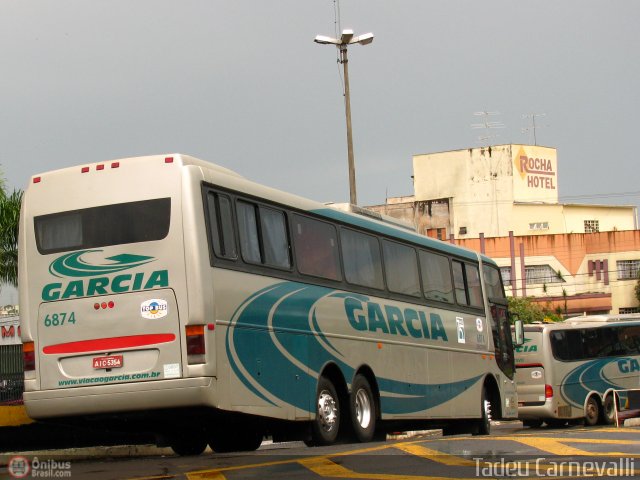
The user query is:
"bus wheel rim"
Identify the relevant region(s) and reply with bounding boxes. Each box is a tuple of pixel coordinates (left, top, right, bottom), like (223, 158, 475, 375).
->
(484, 399, 492, 422)
(318, 390, 338, 432)
(355, 388, 372, 429)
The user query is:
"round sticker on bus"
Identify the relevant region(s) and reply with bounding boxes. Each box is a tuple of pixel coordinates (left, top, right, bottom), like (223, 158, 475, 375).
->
(476, 318, 483, 332)
(531, 370, 542, 379)
(140, 299, 168, 319)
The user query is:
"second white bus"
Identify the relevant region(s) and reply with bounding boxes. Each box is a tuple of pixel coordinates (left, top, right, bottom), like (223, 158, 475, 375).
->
(515, 315, 640, 427)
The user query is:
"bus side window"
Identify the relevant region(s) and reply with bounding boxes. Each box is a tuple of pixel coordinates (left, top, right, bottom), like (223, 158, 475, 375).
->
(237, 201, 262, 264)
(236, 201, 291, 269)
(292, 215, 341, 281)
(621, 326, 640, 355)
(482, 264, 506, 300)
(260, 207, 291, 269)
(341, 228, 384, 290)
(382, 240, 420, 297)
(419, 250, 454, 303)
(206, 192, 237, 260)
(452, 261, 468, 305)
(466, 264, 483, 308)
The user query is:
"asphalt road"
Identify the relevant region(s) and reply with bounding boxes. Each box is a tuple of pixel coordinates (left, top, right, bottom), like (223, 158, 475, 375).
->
(2, 422, 639, 479)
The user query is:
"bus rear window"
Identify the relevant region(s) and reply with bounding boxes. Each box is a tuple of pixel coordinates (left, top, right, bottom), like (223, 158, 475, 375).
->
(34, 198, 171, 254)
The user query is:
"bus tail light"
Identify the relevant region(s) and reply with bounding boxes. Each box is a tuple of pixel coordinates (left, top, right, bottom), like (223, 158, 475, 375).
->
(186, 325, 205, 364)
(23, 341, 35, 372)
(545, 384, 553, 399)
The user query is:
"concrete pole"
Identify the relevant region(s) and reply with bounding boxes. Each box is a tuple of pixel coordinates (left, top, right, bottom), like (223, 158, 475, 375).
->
(340, 44, 358, 206)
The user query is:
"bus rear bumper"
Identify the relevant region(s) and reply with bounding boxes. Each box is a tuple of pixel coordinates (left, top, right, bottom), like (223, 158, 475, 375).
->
(24, 377, 216, 420)
(518, 400, 576, 421)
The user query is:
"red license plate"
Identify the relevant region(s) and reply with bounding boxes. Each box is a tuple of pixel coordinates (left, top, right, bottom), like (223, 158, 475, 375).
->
(92, 355, 123, 369)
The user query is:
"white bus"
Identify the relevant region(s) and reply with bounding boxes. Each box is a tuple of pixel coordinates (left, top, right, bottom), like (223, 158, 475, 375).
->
(515, 315, 640, 427)
(19, 154, 518, 455)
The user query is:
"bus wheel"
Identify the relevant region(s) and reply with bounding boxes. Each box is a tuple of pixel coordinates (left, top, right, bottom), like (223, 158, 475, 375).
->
(209, 431, 263, 453)
(584, 396, 600, 426)
(170, 436, 208, 456)
(473, 387, 492, 435)
(309, 376, 341, 446)
(350, 375, 377, 442)
(601, 394, 616, 425)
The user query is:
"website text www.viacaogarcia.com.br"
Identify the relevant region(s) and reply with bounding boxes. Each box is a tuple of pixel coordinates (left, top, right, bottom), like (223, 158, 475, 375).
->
(57, 371, 161, 387)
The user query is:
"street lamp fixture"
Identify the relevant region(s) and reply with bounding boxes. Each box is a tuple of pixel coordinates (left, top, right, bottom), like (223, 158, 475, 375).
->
(314, 29, 374, 206)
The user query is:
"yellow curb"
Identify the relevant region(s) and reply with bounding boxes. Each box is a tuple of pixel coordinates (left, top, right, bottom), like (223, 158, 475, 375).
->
(0, 405, 34, 427)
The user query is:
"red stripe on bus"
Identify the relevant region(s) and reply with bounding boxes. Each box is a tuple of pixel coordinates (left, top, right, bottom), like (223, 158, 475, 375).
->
(516, 363, 544, 368)
(42, 334, 176, 354)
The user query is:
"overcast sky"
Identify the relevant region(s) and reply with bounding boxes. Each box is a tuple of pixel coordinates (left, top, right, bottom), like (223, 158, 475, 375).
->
(1, 1, 639, 303)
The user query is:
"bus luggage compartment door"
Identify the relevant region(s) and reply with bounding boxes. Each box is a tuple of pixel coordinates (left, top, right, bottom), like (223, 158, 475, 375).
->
(37, 289, 181, 390)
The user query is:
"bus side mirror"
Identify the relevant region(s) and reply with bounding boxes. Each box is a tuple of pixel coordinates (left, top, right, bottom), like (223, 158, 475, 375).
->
(513, 319, 524, 346)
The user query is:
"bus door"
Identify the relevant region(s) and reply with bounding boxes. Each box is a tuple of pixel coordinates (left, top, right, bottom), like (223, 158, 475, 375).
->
(488, 298, 515, 379)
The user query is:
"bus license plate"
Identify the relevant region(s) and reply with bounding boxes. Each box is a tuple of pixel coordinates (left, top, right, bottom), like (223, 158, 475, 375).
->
(92, 355, 123, 369)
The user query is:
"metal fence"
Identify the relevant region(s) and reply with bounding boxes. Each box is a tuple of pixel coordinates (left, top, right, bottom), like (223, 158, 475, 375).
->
(0, 345, 24, 405)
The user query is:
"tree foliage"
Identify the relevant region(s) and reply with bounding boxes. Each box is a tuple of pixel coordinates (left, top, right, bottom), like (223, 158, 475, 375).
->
(0, 189, 23, 286)
(508, 296, 562, 324)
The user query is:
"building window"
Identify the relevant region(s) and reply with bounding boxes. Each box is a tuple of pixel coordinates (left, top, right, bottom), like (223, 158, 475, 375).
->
(617, 260, 640, 280)
(619, 307, 640, 314)
(584, 220, 600, 233)
(437, 228, 446, 240)
(529, 222, 549, 231)
(525, 265, 564, 285)
(500, 267, 512, 285)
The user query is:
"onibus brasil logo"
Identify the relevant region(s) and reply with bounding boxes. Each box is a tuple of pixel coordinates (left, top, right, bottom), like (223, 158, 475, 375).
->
(42, 249, 168, 301)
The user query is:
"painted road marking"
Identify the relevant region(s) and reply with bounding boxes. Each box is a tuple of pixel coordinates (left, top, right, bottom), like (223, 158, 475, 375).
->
(393, 443, 476, 467)
(298, 457, 474, 480)
(129, 429, 640, 480)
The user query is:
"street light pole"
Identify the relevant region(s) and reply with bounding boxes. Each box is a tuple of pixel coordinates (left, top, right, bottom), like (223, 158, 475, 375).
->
(315, 29, 374, 206)
(340, 43, 357, 206)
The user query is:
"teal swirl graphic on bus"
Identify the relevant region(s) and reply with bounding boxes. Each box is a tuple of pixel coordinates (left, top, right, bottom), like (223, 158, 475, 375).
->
(226, 281, 482, 415)
(49, 250, 155, 278)
(560, 358, 624, 408)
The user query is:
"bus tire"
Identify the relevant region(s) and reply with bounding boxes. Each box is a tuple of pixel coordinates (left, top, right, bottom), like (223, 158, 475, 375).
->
(309, 376, 341, 446)
(473, 387, 491, 435)
(584, 395, 600, 426)
(601, 394, 616, 425)
(349, 375, 377, 442)
(170, 436, 208, 456)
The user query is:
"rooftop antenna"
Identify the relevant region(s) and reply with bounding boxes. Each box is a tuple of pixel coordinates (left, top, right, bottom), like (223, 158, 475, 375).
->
(471, 111, 505, 146)
(521, 113, 547, 146)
